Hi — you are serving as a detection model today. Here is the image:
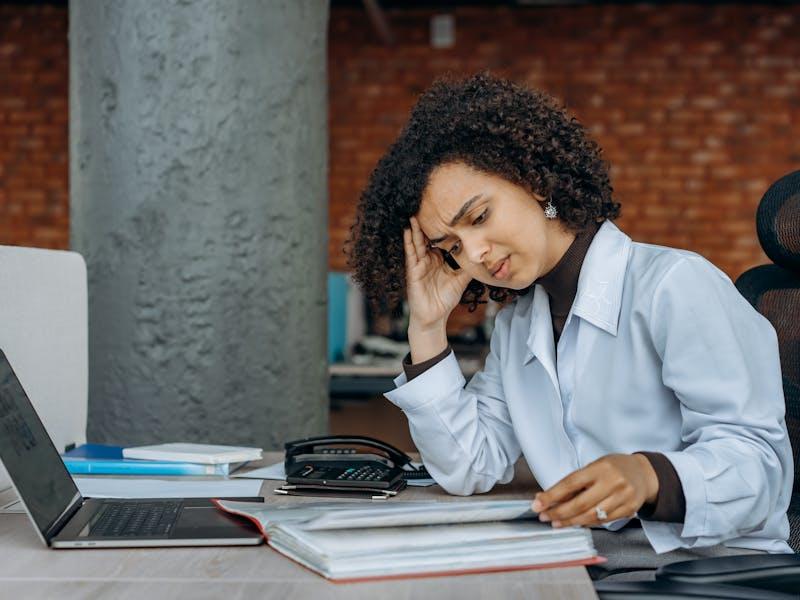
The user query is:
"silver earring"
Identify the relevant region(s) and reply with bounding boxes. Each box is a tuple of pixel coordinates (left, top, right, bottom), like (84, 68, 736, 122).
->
(544, 200, 557, 220)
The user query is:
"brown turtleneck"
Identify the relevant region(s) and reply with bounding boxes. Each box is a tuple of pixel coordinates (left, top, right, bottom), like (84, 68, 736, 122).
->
(536, 221, 599, 343)
(401, 221, 686, 523)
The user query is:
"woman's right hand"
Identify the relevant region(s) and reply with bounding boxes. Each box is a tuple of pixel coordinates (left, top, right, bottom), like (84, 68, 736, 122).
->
(403, 216, 473, 333)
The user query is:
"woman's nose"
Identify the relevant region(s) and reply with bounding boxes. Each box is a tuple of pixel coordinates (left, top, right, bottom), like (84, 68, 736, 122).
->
(462, 233, 490, 266)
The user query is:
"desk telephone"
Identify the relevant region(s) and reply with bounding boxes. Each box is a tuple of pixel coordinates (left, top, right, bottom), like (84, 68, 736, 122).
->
(283, 435, 430, 496)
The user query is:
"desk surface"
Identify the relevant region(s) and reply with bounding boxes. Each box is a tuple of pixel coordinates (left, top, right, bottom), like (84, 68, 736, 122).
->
(0, 452, 597, 600)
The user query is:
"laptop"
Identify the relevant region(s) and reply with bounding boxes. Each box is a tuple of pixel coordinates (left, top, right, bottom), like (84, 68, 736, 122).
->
(0, 348, 263, 548)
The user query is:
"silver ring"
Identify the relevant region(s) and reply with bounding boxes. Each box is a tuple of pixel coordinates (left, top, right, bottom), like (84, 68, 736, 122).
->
(595, 506, 608, 521)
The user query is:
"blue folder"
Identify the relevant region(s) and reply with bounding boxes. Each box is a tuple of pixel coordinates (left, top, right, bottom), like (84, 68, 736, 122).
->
(62, 444, 232, 476)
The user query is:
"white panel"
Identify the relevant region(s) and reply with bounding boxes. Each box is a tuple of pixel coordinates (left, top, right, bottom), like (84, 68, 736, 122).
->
(0, 246, 88, 492)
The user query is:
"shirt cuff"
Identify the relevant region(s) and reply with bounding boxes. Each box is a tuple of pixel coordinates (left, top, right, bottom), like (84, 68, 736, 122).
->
(402, 346, 452, 381)
(635, 451, 687, 523)
(385, 350, 464, 413)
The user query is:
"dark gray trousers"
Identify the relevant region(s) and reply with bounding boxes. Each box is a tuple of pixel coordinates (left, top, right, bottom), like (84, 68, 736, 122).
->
(590, 527, 765, 581)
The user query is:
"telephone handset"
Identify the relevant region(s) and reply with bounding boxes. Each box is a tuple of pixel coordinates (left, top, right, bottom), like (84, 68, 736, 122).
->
(284, 435, 430, 491)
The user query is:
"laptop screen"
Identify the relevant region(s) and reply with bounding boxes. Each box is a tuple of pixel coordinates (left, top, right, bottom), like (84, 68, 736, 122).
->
(0, 349, 80, 539)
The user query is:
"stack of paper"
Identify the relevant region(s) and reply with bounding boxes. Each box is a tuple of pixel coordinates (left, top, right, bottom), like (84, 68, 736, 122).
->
(215, 499, 602, 582)
(74, 477, 263, 499)
(122, 443, 262, 464)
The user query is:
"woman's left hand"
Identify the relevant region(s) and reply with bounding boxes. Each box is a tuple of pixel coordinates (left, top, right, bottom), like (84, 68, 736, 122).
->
(531, 454, 659, 528)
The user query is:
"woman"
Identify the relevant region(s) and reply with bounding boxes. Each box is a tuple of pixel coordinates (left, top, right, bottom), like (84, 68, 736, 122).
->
(347, 73, 792, 574)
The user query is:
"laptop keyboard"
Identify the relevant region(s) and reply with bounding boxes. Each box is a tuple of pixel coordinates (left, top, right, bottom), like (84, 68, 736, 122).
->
(90, 501, 181, 537)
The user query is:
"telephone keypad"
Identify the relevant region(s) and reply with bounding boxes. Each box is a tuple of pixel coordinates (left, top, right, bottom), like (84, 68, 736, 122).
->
(336, 465, 389, 481)
(286, 461, 404, 489)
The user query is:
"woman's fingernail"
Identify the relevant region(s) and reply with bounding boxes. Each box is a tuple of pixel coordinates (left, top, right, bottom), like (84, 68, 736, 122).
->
(539, 512, 550, 522)
(532, 499, 542, 512)
(552, 520, 562, 528)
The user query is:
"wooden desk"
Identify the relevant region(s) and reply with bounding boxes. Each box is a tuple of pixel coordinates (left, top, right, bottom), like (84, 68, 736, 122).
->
(0, 453, 597, 599)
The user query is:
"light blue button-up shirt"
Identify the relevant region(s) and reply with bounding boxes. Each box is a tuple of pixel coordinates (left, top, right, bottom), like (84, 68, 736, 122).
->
(385, 221, 792, 554)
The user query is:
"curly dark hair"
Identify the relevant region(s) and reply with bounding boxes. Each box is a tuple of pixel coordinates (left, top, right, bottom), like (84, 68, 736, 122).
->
(347, 72, 621, 313)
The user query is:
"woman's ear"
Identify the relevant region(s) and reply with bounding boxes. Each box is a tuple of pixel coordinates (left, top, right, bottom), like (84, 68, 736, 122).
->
(531, 191, 546, 202)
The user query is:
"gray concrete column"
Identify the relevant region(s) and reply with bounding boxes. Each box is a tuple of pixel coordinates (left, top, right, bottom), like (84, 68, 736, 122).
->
(70, 0, 329, 448)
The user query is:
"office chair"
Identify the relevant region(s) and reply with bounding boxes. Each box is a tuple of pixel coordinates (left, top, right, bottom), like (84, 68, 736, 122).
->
(594, 580, 797, 600)
(0, 245, 88, 453)
(0, 246, 88, 506)
(733, 169, 800, 556)
(596, 171, 800, 598)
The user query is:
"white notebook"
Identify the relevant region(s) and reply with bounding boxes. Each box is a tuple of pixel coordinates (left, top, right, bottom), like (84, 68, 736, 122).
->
(122, 443, 262, 465)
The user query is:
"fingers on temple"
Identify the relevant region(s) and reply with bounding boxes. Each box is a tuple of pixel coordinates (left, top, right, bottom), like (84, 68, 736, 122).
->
(403, 227, 417, 267)
(409, 217, 428, 262)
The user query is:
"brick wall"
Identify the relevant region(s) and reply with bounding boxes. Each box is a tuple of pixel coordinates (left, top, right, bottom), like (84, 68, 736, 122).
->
(2, 4, 799, 331)
(0, 4, 68, 249)
(329, 3, 799, 331)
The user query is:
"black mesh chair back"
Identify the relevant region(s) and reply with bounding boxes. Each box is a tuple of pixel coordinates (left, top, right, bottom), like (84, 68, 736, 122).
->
(735, 170, 800, 551)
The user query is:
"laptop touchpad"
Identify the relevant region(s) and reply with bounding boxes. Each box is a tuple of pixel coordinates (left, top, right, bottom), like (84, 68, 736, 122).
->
(173, 505, 260, 538)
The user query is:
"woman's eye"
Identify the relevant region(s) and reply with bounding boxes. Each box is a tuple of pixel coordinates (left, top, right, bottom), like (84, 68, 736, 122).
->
(449, 241, 462, 255)
(472, 209, 488, 225)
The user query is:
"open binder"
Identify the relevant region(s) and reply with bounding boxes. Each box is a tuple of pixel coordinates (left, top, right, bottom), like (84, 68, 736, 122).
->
(214, 499, 604, 582)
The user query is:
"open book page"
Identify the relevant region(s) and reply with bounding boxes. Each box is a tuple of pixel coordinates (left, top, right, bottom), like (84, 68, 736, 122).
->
(216, 499, 536, 531)
(215, 500, 369, 529)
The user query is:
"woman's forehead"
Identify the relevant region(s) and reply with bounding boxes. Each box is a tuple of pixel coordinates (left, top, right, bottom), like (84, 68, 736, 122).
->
(419, 165, 488, 220)
(417, 191, 482, 241)
(424, 162, 488, 199)
(418, 188, 471, 223)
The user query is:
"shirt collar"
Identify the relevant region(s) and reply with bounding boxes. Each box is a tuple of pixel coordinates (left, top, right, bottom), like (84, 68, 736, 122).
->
(570, 220, 632, 336)
(524, 220, 631, 366)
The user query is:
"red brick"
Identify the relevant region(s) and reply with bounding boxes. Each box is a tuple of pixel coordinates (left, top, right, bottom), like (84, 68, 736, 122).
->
(0, 5, 68, 250)
(2, 3, 799, 301)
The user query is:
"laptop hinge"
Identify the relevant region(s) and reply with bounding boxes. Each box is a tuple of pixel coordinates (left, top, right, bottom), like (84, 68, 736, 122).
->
(44, 492, 85, 543)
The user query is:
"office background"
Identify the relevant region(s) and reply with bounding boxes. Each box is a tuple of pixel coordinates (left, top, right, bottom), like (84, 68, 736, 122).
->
(0, 0, 799, 450)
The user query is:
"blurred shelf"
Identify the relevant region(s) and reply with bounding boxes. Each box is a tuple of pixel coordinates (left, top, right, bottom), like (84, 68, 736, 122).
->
(329, 355, 484, 399)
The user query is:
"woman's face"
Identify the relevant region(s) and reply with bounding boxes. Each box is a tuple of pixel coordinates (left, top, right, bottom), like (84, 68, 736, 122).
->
(417, 161, 576, 290)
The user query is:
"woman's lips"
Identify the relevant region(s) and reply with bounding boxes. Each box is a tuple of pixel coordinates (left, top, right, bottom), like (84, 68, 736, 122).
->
(492, 257, 511, 280)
